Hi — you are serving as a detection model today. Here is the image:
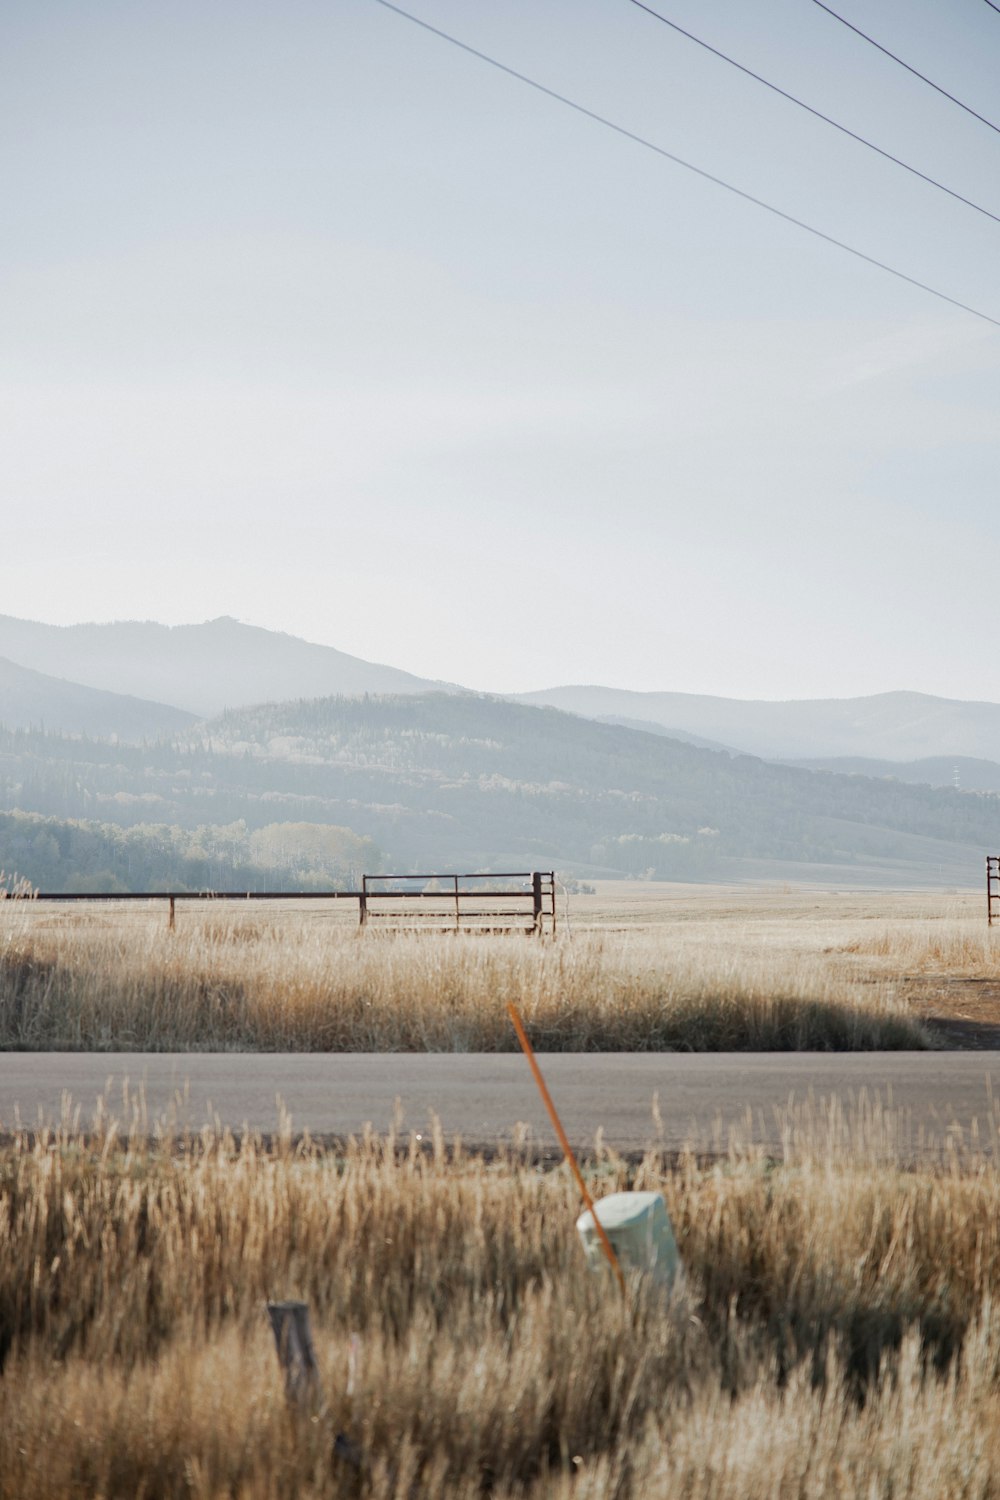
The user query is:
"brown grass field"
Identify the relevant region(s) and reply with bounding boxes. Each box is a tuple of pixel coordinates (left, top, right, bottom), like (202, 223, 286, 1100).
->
(1, 881, 997, 1051)
(4, 1111, 1000, 1498)
(4, 883, 1000, 1494)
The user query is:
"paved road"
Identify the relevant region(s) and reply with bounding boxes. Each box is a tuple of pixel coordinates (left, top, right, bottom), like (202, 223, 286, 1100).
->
(2, 1052, 1000, 1156)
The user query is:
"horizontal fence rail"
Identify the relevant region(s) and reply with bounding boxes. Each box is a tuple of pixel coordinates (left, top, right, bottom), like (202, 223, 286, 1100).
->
(989, 856, 1000, 927)
(23, 892, 360, 901)
(360, 872, 555, 935)
(2, 873, 557, 935)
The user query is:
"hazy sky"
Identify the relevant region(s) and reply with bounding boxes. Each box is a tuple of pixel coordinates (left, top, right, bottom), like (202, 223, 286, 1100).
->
(3, 0, 999, 699)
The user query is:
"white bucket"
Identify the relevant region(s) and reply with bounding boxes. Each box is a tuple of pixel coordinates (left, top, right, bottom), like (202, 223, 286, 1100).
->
(576, 1191, 682, 1290)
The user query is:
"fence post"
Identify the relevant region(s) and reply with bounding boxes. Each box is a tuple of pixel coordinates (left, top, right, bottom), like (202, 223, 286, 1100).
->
(168, 895, 176, 932)
(267, 1301, 323, 1410)
(532, 872, 542, 935)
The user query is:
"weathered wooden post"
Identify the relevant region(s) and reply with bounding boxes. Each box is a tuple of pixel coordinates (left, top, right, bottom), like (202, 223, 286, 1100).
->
(267, 1301, 323, 1410)
(266, 1301, 362, 1469)
(168, 895, 176, 932)
(531, 871, 543, 935)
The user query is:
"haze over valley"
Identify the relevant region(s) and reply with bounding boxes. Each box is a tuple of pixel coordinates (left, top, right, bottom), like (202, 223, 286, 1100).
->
(7, 7, 1000, 1496)
(0, 614, 456, 719)
(0, 614, 997, 892)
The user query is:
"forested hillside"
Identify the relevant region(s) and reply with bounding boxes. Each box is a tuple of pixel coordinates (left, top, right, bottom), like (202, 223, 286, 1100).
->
(0, 810, 376, 893)
(786, 755, 1000, 795)
(1, 694, 996, 886)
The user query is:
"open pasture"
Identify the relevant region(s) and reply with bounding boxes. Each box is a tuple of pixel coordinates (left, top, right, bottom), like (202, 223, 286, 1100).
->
(4, 887, 1000, 1496)
(1, 881, 996, 1051)
(5, 1112, 1000, 1498)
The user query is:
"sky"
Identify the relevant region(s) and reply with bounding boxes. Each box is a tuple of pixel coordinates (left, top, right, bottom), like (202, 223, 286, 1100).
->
(3, 0, 999, 700)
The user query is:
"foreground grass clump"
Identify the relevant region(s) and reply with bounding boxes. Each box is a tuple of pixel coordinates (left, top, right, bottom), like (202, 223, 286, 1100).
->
(3, 1122, 1000, 1495)
(0, 915, 930, 1051)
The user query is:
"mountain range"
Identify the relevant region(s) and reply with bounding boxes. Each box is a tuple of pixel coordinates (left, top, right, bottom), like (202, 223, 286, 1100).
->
(787, 755, 1000, 795)
(0, 613, 997, 766)
(1, 693, 995, 889)
(516, 685, 1000, 764)
(0, 613, 998, 887)
(0, 614, 456, 720)
(0, 655, 195, 741)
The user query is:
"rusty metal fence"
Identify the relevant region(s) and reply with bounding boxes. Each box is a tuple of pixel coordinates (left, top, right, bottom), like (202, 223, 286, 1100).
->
(989, 856, 1000, 926)
(359, 872, 555, 935)
(4, 873, 557, 935)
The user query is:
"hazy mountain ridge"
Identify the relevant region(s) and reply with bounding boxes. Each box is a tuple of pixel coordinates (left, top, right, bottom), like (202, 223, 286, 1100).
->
(0, 655, 196, 741)
(0, 614, 460, 718)
(516, 685, 1000, 762)
(0, 694, 995, 887)
(0, 615, 997, 887)
(593, 716, 739, 755)
(785, 755, 1000, 795)
(2, 613, 999, 767)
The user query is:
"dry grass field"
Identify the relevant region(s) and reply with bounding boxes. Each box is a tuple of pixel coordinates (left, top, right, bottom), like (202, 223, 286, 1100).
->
(4, 1112, 1000, 1498)
(1, 881, 997, 1051)
(4, 883, 1000, 1495)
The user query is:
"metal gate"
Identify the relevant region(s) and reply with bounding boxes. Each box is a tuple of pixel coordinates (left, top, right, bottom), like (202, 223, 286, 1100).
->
(359, 872, 556, 934)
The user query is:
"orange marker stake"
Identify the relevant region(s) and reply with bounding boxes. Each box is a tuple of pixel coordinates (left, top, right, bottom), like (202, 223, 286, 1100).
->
(507, 1003, 626, 1295)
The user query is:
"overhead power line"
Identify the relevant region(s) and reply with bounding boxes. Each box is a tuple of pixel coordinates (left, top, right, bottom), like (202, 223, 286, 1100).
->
(812, 0, 1000, 137)
(371, 0, 1000, 330)
(628, 0, 1000, 227)
(983, 0, 1000, 14)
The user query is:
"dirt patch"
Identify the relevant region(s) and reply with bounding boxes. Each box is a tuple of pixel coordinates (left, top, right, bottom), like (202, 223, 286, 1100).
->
(897, 975, 1000, 1049)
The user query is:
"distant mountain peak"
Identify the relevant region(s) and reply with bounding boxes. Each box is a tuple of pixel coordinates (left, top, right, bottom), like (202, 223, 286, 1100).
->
(0, 655, 194, 740)
(0, 613, 464, 719)
(2, 612, 998, 762)
(513, 684, 1000, 762)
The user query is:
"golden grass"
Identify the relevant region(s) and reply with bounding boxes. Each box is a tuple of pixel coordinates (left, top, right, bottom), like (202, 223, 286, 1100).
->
(842, 918, 1000, 972)
(0, 903, 932, 1050)
(4, 886, 998, 1494)
(5, 1115, 1000, 1497)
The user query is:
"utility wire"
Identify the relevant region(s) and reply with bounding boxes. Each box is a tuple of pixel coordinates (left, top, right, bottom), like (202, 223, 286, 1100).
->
(629, 0, 1000, 227)
(371, 0, 1000, 330)
(812, 0, 1000, 137)
(983, 0, 1000, 15)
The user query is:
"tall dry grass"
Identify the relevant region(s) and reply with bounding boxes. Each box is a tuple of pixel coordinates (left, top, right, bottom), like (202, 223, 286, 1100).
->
(0, 909, 930, 1051)
(841, 917, 1000, 974)
(4, 1116, 1000, 1496)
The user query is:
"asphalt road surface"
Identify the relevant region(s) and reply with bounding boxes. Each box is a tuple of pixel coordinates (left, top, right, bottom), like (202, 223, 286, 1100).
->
(2, 1052, 1000, 1156)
